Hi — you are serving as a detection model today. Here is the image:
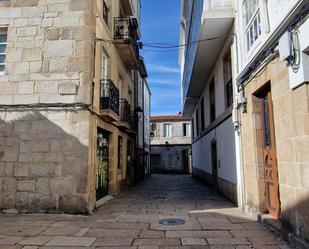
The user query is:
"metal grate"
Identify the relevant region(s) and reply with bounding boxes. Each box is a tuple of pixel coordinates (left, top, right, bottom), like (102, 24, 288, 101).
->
(159, 219, 185, 226)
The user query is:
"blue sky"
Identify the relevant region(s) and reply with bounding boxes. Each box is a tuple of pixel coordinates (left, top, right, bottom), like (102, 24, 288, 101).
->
(140, 0, 181, 116)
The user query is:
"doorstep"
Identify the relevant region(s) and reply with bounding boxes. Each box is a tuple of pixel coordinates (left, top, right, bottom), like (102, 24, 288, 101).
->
(96, 195, 114, 209)
(259, 214, 309, 249)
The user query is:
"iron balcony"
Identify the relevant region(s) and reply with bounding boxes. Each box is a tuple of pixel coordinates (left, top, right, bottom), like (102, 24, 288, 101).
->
(100, 79, 120, 116)
(114, 17, 140, 69)
(119, 98, 134, 127)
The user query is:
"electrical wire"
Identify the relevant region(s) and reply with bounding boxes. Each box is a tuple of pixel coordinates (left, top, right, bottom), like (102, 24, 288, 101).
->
(97, 34, 230, 52)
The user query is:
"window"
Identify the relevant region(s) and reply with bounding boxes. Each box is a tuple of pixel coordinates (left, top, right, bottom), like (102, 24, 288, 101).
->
(151, 123, 158, 137)
(244, 0, 262, 51)
(224, 51, 233, 107)
(200, 97, 205, 131)
(101, 51, 108, 79)
(163, 123, 172, 138)
(118, 136, 123, 169)
(151, 123, 157, 132)
(192, 119, 195, 139)
(209, 79, 216, 123)
(0, 31, 7, 74)
(196, 108, 199, 136)
(183, 123, 191, 137)
(103, 0, 109, 25)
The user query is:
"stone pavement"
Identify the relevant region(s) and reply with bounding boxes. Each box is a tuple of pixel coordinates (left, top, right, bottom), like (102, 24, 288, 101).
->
(0, 174, 291, 249)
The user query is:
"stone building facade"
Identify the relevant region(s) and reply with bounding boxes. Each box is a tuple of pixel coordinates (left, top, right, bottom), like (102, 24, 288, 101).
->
(0, 0, 146, 214)
(150, 115, 191, 174)
(235, 1, 309, 245)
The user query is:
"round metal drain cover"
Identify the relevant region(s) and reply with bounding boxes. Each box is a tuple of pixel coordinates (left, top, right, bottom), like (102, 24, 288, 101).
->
(159, 218, 185, 226)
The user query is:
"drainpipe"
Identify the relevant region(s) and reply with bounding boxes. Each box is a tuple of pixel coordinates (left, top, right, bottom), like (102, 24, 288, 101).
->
(232, 4, 246, 212)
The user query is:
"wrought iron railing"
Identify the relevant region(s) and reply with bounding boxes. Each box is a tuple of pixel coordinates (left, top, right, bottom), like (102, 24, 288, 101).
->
(114, 17, 134, 40)
(114, 17, 139, 59)
(120, 98, 133, 126)
(100, 79, 119, 115)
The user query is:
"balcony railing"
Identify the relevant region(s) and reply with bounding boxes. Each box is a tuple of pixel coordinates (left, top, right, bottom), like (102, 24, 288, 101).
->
(100, 79, 119, 115)
(114, 17, 135, 40)
(114, 17, 139, 58)
(120, 98, 133, 126)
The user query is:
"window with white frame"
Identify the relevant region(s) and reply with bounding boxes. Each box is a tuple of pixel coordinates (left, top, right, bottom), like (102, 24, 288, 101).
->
(163, 123, 172, 138)
(0, 31, 7, 74)
(244, 0, 262, 51)
(101, 50, 108, 79)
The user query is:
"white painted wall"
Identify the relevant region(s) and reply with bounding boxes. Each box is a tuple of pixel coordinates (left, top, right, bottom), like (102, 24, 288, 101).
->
(216, 117, 237, 183)
(192, 117, 237, 184)
(192, 129, 215, 174)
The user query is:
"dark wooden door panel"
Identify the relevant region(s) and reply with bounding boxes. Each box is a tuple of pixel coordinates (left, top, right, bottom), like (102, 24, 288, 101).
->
(260, 90, 280, 219)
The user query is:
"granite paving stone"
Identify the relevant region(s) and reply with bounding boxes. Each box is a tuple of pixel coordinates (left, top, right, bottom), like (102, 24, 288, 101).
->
(18, 236, 53, 246)
(133, 238, 181, 246)
(45, 236, 96, 247)
(0, 175, 291, 249)
(0, 236, 25, 245)
(93, 237, 134, 247)
(181, 238, 207, 245)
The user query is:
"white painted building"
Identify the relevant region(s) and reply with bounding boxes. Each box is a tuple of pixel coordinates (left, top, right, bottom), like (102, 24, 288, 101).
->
(179, 0, 239, 204)
(180, 0, 309, 245)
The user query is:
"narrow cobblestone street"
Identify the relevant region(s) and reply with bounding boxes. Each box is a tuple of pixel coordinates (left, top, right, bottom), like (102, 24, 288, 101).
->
(0, 175, 290, 249)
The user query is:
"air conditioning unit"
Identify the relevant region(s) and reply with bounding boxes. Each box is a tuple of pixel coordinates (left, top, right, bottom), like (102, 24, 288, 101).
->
(288, 18, 309, 89)
(279, 31, 292, 62)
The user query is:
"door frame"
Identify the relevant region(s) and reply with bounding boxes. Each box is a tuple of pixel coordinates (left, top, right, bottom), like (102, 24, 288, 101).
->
(254, 83, 281, 219)
(211, 138, 218, 190)
(96, 128, 110, 200)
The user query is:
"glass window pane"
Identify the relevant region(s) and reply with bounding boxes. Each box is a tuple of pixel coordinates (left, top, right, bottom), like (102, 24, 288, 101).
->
(0, 44, 6, 53)
(0, 65, 5, 72)
(0, 54, 6, 63)
(0, 34, 7, 43)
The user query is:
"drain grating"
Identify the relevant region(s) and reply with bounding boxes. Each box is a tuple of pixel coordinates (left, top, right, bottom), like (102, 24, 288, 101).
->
(159, 218, 185, 226)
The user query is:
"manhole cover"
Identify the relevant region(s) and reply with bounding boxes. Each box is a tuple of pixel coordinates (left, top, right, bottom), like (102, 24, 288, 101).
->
(159, 219, 185, 226)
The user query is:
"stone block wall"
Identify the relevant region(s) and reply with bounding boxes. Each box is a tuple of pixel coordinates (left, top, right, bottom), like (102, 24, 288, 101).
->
(0, 0, 94, 105)
(0, 110, 91, 213)
(0, 0, 95, 213)
(241, 57, 309, 242)
(151, 120, 192, 146)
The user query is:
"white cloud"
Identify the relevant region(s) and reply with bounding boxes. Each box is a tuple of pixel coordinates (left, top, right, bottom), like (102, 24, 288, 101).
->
(148, 64, 180, 74)
(148, 78, 178, 85)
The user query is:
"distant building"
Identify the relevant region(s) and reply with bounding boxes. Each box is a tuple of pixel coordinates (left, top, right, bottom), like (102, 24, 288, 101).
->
(150, 115, 191, 174)
(134, 57, 151, 183)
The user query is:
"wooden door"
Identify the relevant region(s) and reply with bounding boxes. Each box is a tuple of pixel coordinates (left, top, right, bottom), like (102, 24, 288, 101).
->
(211, 139, 218, 190)
(260, 90, 280, 219)
(96, 129, 109, 200)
